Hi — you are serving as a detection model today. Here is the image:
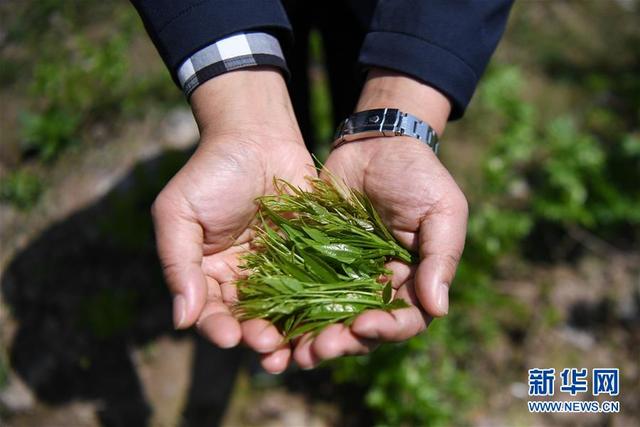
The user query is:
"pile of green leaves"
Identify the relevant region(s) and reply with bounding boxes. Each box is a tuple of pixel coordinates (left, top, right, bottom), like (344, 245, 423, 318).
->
(234, 178, 415, 339)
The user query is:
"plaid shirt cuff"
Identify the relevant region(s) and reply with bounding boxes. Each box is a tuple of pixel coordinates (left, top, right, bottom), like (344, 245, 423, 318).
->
(176, 32, 288, 98)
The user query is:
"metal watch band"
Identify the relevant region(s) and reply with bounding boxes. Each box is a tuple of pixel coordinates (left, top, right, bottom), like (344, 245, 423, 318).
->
(332, 108, 440, 154)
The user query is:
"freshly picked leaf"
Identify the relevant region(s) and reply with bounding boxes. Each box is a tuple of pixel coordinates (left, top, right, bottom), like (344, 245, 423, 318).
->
(234, 177, 416, 340)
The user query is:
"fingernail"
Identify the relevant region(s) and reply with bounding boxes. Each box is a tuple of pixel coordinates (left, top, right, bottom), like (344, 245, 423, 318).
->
(173, 295, 186, 329)
(436, 283, 449, 315)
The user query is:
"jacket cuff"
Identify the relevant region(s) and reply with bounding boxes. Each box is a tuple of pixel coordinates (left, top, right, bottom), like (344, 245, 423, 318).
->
(359, 31, 478, 120)
(177, 32, 288, 98)
(141, 0, 291, 84)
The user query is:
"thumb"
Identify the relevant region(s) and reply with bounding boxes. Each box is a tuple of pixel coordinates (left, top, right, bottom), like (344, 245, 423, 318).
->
(414, 194, 468, 317)
(151, 194, 207, 329)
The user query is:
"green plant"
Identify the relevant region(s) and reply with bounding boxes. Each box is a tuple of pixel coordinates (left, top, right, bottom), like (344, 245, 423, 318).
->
(332, 317, 479, 427)
(10, 1, 180, 163)
(20, 110, 81, 161)
(20, 35, 129, 160)
(0, 169, 43, 209)
(235, 178, 411, 339)
(308, 30, 334, 161)
(480, 65, 640, 236)
(0, 345, 8, 391)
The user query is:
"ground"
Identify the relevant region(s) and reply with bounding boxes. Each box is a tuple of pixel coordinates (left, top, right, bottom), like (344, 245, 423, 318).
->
(1, 1, 639, 426)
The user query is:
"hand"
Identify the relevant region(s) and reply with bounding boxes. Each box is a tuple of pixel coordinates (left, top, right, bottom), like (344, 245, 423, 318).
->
(151, 68, 315, 373)
(290, 69, 469, 368)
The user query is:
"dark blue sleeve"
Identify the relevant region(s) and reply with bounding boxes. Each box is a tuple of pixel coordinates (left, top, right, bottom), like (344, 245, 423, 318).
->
(359, 0, 513, 120)
(130, 0, 291, 84)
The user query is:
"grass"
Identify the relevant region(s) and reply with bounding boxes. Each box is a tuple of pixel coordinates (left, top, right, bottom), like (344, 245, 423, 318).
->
(0, 0, 181, 209)
(0, 348, 8, 391)
(308, 30, 334, 161)
(0, 169, 43, 210)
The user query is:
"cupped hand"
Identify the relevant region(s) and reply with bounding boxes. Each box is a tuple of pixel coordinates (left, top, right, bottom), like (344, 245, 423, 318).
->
(151, 68, 315, 373)
(290, 136, 468, 368)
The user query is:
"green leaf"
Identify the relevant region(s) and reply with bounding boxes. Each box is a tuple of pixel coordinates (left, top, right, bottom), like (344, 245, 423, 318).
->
(311, 242, 361, 264)
(262, 276, 303, 293)
(382, 282, 392, 304)
(298, 247, 340, 282)
(302, 225, 331, 244)
(273, 254, 315, 282)
(385, 299, 410, 310)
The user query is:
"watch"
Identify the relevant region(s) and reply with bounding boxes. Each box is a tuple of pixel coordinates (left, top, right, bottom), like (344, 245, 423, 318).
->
(332, 108, 439, 154)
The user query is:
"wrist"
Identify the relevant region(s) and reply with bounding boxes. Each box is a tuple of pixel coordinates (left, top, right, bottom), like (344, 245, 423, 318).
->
(356, 68, 451, 136)
(190, 67, 302, 143)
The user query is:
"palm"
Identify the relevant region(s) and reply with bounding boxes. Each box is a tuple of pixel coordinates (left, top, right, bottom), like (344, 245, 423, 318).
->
(187, 136, 314, 253)
(286, 137, 468, 369)
(152, 133, 315, 354)
(324, 138, 444, 250)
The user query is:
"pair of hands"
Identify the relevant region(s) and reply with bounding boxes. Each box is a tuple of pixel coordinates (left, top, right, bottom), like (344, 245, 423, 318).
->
(151, 67, 468, 373)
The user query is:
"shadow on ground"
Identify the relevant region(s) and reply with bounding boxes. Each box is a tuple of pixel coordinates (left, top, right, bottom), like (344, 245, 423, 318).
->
(1, 148, 244, 427)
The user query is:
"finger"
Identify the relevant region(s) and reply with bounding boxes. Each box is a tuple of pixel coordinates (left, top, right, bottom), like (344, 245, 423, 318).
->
(351, 284, 431, 341)
(201, 244, 247, 283)
(241, 319, 284, 353)
(197, 311, 243, 348)
(292, 333, 320, 370)
(152, 195, 207, 329)
(415, 195, 468, 317)
(311, 324, 377, 361)
(260, 344, 292, 374)
(220, 282, 238, 304)
(195, 275, 242, 348)
(202, 245, 247, 305)
(351, 308, 429, 341)
(382, 260, 416, 289)
(392, 230, 419, 252)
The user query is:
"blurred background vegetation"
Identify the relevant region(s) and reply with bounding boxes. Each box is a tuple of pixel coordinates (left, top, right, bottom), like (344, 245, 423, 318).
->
(1, 1, 638, 426)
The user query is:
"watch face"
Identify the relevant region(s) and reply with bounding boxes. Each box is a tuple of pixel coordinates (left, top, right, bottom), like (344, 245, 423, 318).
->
(345, 109, 400, 135)
(349, 110, 384, 134)
(366, 113, 381, 124)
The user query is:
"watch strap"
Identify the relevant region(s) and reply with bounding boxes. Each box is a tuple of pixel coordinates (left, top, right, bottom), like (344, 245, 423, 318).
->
(332, 108, 439, 154)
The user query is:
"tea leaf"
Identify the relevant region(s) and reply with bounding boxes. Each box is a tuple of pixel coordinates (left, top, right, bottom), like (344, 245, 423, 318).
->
(383, 282, 393, 304)
(234, 177, 416, 339)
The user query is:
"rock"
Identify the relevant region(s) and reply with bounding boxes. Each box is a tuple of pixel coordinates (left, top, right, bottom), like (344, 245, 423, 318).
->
(0, 373, 36, 413)
(509, 382, 528, 400)
(559, 326, 595, 351)
(161, 109, 198, 149)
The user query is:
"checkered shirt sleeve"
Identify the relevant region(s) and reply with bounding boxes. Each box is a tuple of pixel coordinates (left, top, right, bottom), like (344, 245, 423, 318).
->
(176, 32, 288, 98)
